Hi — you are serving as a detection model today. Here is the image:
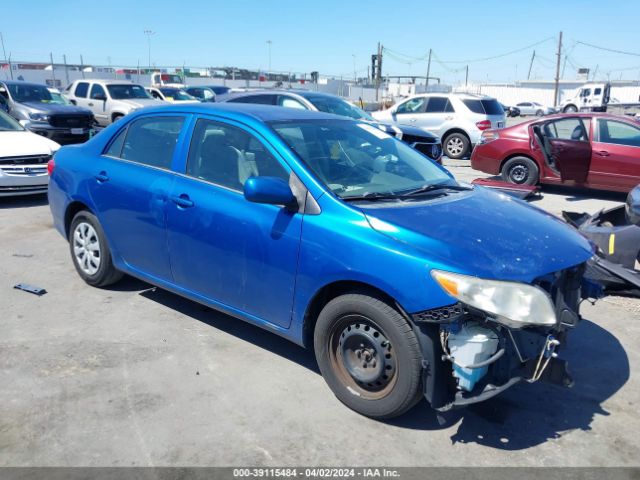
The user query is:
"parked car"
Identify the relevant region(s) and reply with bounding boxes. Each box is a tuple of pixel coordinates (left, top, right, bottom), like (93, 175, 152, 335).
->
(49, 103, 596, 419)
(0, 80, 94, 144)
(472, 113, 640, 193)
(0, 110, 59, 196)
(225, 90, 442, 163)
(501, 103, 520, 117)
(373, 93, 506, 159)
(65, 80, 163, 126)
(146, 87, 200, 103)
(515, 102, 556, 116)
(185, 85, 232, 102)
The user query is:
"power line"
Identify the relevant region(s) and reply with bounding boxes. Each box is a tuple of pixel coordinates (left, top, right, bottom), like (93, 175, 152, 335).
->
(576, 40, 640, 57)
(432, 37, 555, 64)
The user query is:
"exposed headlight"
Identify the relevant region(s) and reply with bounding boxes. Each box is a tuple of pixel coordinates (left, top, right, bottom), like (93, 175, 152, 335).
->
(431, 270, 556, 328)
(29, 112, 49, 122)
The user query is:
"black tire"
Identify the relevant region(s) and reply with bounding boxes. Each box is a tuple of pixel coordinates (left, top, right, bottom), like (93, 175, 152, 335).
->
(69, 210, 123, 287)
(443, 133, 470, 159)
(314, 293, 423, 419)
(563, 105, 578, 113)
(111, 114, 124, 123)
(501, 156, 540, 186)
(535, 110, 544, 117)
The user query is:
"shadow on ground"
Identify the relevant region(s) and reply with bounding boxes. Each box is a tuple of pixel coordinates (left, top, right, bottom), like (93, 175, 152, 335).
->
(117, 279, 628, 450)
(541, 185, 628, 203)
(0, 193, 48, 210)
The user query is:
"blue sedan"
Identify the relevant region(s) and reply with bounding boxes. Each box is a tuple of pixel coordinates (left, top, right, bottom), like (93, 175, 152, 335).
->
(48, 103, 594, 418)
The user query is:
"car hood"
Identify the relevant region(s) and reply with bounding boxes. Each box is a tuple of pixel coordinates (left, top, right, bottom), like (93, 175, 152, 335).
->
(118, 98, 164, 109)
(361, 186, 593, 282)
(20, 102, 92, 115)
(0, 131, 60, 156)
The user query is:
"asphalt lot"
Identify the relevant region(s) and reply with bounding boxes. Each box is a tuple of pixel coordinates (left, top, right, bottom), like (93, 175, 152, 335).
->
(1, 145, 639, 467)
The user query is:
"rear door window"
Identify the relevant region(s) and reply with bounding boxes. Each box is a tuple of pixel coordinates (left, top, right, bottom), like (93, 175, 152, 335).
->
(75, 82, 89, 98)
(543, 118, 589, 141)
(120, 116, 186, 169)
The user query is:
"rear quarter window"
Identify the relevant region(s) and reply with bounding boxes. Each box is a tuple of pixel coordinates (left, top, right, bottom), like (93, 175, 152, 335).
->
(462, 99, 484, 114)
(462, 99, 504, 115)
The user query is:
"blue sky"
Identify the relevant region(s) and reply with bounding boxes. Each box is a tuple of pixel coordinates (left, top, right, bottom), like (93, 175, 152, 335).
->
(1, 0, 639, 83)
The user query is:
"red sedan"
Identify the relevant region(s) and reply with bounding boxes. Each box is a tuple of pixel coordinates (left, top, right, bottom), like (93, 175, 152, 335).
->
(471, 113, 640, 193)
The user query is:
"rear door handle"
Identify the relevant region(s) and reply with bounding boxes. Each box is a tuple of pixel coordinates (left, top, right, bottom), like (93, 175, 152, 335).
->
(94, 172, 109, 182)
(595, 150, 610, 157)
(170, 194, 194, 208)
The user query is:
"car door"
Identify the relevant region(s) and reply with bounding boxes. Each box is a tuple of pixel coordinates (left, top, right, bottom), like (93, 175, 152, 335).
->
(88, 83, 109, 125)
(71, 81, 91, 109)
(165, 116, 303, 328)
(538, 117, 592, 183)
(392, 96, 427, 128)
(590, 118, 640, 191)
(418, 97, 455, 137)
(88, 114, 188, 281)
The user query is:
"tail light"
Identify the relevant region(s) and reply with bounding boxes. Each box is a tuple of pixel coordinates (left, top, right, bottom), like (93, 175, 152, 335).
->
(476, 120, 492, 131)
(479, 130, 499, 144)
(47, 158, 55, 176)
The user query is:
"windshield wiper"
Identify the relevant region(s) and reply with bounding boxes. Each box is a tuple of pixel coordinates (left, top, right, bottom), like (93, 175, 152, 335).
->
(398, 182, 472, 197)
(341, 191, 401, 202)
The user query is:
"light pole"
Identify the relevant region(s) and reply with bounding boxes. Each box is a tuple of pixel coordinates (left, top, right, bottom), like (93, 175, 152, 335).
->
(352, 54, 356, 83)
(266, 40, 272, 73)
(144, 30, 155, 71)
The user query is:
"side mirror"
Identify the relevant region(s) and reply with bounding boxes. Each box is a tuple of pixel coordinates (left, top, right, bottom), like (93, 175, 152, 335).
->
(625, 185, 640, 226)
(94, 94, 107, 101)
(244, 176, 297, 209)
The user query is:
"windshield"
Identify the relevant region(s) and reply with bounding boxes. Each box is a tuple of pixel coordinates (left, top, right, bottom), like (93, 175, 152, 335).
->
(306, 95, 374, 121)
(210, 86, 231, 95)
(48, 91, 69, 105)
(107, 84, 151, 100)
(271, 120, 452, 199)
(160, 88, 197, 101)
(7, 84, 54, 104)
(0, 110, 24, 131)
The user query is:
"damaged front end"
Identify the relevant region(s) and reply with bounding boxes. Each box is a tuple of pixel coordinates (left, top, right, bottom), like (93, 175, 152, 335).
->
(412, 264, 596, 411)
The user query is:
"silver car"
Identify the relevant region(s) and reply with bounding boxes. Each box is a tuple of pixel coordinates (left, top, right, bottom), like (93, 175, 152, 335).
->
(373, 93, 505, 159)
(65, 79, 163, 126)
(515, 102, 556, 117)
(0, 110, 59, 196)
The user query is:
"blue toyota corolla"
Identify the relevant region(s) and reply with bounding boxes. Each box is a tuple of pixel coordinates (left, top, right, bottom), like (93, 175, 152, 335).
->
(48, 103, 594, 419)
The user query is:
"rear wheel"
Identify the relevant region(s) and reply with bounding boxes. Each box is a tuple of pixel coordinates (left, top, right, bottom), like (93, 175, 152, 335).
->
(314, 293, 423, 419)
(69, 211, 123, 287)
(501, 156, 540, 185)
(443, 133, 470, 159)
(535, 110, 544, 117)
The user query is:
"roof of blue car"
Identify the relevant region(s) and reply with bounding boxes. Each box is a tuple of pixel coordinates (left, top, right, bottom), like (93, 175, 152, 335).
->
(142, 102, 350, 122)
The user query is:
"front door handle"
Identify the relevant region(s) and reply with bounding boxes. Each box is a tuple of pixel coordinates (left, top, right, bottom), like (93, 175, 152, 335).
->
(88, 102, 94, 107)
(94, 172, 109, 183)
(409, 118, 417, 122)
(595, 150, 610, 157)
(170, 194, 194, 208)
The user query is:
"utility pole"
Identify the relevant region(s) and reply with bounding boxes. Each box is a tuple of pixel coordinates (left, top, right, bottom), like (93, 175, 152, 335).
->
(527, 50, 536, 80)
(80, 55, 85, 79)
(352, 54, 357, 83)
(266, 40, 272, 73)
(425, 48, 432, 88)
(50, 53, 56, 85)
(465, 65, 469, 87)
(375, 42, 382, 101)
(63, 54, 70, 85)
(553, 31, 563, 108)
(0, 32, 11, 80)
(561, 54, 568, 79)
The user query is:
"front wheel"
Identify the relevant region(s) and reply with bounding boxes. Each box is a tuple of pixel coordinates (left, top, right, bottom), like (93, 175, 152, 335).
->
(443, 133, 470, 159)
(69, 211, 123, 287)
(563, 105, 578, 113)
(501, 156, 540, 186)
(314, 293, 424, 419)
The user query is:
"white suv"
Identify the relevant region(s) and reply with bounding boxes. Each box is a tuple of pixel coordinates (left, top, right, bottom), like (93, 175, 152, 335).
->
(373, 93, 505, 159)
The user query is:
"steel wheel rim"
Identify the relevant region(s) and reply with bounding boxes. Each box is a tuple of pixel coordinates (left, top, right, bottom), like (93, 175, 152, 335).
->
(328, 314, 398, 400)
(509, 164, 528, 183)
(73, 222, 101, 275)
(447, 137, 464, 156)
